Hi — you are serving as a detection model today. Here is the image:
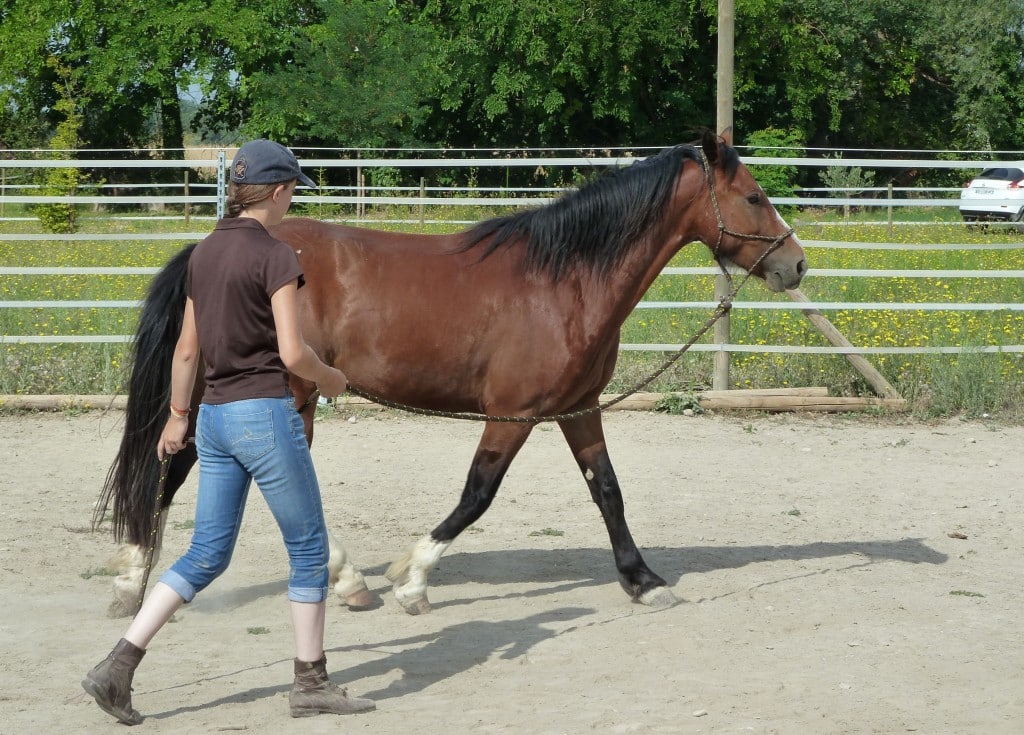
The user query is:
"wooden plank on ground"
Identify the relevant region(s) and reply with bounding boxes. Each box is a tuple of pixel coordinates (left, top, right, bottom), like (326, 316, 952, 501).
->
(697, 394, 907, 412)
(1, 388, 907, 414)
(0, 394, 127, 410)
(596, 389, 905, 412)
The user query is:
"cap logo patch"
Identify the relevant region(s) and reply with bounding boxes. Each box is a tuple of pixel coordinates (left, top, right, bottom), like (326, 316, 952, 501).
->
(233, 158, 247, 181)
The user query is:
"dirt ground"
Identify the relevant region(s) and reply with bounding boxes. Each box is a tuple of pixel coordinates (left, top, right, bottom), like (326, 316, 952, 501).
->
(1, 408, 1021, 734)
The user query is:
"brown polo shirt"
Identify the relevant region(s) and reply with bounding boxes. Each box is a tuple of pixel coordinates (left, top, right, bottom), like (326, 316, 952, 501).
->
(187, 217, 304, 405)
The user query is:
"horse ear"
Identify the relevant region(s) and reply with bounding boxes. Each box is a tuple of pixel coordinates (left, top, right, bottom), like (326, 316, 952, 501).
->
(701, 129, 721, 165)
(718, 127, 734, 146)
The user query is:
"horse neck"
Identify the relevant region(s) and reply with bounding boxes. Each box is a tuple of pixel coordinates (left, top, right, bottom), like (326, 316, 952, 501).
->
(588, 178, 707, 323)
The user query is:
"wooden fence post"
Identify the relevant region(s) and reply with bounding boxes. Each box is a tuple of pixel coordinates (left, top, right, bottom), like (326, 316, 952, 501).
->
(786, 288, 903, 400)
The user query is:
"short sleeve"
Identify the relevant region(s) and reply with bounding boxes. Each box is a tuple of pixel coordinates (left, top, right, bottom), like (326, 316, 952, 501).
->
(264, 241, 305, 296)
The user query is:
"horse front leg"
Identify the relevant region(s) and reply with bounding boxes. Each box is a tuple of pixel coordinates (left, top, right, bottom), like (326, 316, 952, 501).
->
(559, 414, 678, 608)
(386, 422, 532, 614)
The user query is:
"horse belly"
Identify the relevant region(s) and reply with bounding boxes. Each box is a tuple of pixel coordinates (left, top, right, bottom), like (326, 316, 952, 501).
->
(300, 277, 496, 410)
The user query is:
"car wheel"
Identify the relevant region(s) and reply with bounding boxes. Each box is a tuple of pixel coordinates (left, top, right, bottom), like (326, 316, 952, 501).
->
(1014, 209, 1024, 233)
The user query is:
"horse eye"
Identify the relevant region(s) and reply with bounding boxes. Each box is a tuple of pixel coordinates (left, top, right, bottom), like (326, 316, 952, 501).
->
(746, 193, 762, 205)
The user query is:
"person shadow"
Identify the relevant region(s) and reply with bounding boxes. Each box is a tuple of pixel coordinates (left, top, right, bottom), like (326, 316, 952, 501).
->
(145, 606, 594, 719)
(329, 605, 594, 699)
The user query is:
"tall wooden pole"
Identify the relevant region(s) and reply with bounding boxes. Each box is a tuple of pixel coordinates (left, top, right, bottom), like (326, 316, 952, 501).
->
(713, 0, 735, 390)
(716, 0, 735, 136)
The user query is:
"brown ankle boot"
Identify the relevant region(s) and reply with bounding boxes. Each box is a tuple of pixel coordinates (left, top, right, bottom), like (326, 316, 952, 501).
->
(81, 638, 146, 725)
(289, 655, 375, 717)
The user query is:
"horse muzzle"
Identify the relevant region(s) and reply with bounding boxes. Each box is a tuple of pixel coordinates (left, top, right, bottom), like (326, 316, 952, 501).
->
(761, 241, 808, 293)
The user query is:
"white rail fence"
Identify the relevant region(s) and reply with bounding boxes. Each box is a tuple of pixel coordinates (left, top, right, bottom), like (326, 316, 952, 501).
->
(1, 152, 1022, 359)
(2, 150, 1022, 217)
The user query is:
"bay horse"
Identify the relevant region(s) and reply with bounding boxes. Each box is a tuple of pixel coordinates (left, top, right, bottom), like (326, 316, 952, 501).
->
(95, 131, 806, 617)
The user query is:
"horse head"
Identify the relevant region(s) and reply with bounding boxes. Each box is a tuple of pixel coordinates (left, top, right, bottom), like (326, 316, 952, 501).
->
(697, 130, 807, 292)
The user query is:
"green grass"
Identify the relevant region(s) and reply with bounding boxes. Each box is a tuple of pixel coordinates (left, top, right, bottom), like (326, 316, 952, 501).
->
(2, 212, 1023, 419)
(0, 216, 193, 396)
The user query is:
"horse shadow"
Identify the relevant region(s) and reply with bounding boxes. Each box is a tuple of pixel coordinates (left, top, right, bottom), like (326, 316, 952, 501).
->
(143, 605, 594, 718)
(190, 536, 946, 614)
(365, 536, 947, 601)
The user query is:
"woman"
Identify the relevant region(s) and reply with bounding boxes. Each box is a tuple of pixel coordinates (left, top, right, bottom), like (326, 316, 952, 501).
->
(82, 139, 375, 724)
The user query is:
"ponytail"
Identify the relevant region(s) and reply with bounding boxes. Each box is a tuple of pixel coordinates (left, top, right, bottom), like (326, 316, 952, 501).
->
(225, 180, 294, 217)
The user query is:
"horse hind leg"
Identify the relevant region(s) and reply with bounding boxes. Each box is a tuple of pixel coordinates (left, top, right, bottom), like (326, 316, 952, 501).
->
(105, 508, 169, 618)
(327, 531, 374, 609)
(386, 422, 532, 614)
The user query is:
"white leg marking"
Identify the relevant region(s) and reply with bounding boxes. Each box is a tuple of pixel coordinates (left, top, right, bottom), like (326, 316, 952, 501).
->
(326, 531, 372, 607)
(385, 536, 450, 615)
(107, 544, 146, 618)
(106, 511, 167, 618)
(639, 585, 680, 609)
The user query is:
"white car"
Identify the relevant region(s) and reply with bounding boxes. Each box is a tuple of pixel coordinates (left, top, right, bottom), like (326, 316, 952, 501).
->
(959, 163, 1024, 223)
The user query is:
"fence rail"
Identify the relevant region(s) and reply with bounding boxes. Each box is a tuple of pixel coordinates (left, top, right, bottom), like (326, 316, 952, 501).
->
(1, 151, 1020, 213)
(2, 152, 1023, 361)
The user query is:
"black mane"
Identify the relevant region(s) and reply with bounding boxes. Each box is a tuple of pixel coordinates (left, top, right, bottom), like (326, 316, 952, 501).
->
(461, 142, 740, 278)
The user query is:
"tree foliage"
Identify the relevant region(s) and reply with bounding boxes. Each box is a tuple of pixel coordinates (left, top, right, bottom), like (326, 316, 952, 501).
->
(418, 0, 712, 147)
(0, 0, 322, 152)
(1, 0, 1022, 157)
(33, 58, 86, 234)
(244, 0, 440, 147)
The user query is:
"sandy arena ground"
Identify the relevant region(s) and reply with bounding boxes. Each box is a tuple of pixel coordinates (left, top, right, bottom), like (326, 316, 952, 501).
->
(1, 408, 1021, 734)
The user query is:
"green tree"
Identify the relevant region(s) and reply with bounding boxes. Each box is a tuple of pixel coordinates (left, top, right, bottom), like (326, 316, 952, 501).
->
(0, 0, 324, 152)
(744, 127, 806, 206)
(244, 0, 441, 148)
(419, 0, 713, 148)
(723, 0, 1024, 152)
(2, 0, 1022, 159)
(917, 0, 1024, 151)
(34, 58, 86, 234)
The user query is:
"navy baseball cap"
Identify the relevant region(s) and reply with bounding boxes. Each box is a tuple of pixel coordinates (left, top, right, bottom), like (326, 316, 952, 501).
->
(230, 139, 316, 188)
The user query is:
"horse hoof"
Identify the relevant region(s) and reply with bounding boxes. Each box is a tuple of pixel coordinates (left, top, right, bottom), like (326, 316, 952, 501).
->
(639, 586, 680, 609)
(107, 580, 142, 618)
(408, 598, 432, 616)
(343, 588, 376, 609)
(396, 593, 432, 616)
(106, 596, 138, 619)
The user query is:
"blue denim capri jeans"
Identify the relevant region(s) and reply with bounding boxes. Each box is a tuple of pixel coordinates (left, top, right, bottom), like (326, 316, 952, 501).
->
(160, 396, 330, 603)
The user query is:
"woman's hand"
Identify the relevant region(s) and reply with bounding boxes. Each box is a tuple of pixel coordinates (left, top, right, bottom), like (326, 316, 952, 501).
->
(317, 366, 348, 398)
(157, 415, 189, 460)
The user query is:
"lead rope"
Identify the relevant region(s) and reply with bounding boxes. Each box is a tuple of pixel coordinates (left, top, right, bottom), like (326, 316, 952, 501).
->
(137, 457, 170, 612)
(346, 146, 795, 425)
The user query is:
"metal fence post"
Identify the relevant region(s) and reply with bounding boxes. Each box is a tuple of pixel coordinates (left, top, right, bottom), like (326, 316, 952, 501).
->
(217, 149, 226, 219)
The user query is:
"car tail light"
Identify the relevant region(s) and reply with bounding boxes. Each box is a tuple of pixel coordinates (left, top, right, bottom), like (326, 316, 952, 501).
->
(1010, 179, 1023, 189)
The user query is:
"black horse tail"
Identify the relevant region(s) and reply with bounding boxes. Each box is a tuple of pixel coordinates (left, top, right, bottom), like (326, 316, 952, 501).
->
(93, 243, 197, 545)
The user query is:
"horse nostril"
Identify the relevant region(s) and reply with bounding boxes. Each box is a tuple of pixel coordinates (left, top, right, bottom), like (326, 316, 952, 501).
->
(796, 258, 807, 277)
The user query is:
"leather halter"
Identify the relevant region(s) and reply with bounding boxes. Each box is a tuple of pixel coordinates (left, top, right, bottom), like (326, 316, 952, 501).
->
(696, 145, 795, 280)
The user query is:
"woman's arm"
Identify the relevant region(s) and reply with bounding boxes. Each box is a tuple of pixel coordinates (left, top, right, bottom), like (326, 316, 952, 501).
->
(157, 298, 201, 459)
(271, 281, 348, 396)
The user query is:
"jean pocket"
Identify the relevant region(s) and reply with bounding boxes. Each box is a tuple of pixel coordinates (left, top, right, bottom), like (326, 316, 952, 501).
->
(226, 408, 276, 463)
